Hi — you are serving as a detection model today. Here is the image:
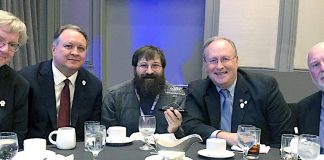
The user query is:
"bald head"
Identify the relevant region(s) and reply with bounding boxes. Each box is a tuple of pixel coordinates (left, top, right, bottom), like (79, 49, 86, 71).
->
(307, 42, 324, 91)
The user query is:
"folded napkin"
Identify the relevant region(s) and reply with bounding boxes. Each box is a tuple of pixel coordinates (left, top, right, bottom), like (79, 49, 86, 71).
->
(46, 154, 74, 160)
(231, 144, 270, 154)
(316, 154, 324, 160)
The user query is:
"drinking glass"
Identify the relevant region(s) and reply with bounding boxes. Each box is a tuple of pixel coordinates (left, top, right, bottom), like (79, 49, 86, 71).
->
(85, 124, 106, 160)
(281, 134, 298, 160)
(237, 125, 257, 160)
(0, 132, 18, 160)
(138, 115, 156, 150)
(84, 121, 100, 151)
(297, 134, 320, 160)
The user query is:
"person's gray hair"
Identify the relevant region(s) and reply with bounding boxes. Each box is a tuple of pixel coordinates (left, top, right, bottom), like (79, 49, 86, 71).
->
(203, 36, 237, 61)
(0, 10, 28, 45)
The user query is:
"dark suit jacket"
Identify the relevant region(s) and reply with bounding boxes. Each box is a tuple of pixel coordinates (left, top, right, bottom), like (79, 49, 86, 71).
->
(295, 91, 321, 135)
(182, 69, 292, 147)
(19, 60, 102, 142)
(0, 65, 29, 147)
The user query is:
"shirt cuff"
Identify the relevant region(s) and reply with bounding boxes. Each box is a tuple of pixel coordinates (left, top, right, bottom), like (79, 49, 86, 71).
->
(210, 130, 222, 138)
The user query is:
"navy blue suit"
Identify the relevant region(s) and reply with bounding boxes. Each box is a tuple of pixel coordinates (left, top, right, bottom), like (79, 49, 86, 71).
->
(19, 60, 102, 141)
(182, 69, 292, 147)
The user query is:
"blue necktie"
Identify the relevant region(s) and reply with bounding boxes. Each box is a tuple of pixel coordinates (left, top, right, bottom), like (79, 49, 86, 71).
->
(220, 89, 232, 132)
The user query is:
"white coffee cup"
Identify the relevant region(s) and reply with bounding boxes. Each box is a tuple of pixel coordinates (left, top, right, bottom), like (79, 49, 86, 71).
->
(206, 138, 226, 153)
(23, 138, 47, 159)
(107, 126, 126, 142)
(49, 127, 76, 149)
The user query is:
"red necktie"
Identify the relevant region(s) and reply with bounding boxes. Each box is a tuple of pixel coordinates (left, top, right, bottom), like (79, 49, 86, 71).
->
(57, 79, 70, 128)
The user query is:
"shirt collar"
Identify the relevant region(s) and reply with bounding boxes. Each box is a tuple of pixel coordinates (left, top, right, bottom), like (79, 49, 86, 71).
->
(52, 62, 78, 86)
(216, 78, 237, 97)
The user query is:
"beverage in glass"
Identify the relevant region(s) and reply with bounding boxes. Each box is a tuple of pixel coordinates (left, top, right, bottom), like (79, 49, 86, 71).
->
(281, 134, 298, 160)
(0, 132, 18, 160)
(297, 134, 320, 160)
(138, 115, 156, 150)
(85, 124, 106, 160)
(247, 128, 261, 159)
(84, 121, 100, 150)
(237, 125, 257, 160)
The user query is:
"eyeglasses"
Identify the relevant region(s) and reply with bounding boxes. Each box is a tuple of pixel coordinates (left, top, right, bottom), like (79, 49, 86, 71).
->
(0, 38, 20, 52)
(205, 56, 237, 65)
(137, 64, 162, 71)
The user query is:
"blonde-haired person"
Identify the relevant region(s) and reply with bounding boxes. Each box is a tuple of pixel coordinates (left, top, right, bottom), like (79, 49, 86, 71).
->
(0, 10, 29, 148)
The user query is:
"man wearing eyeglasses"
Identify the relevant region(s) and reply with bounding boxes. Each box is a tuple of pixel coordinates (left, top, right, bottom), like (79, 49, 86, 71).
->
(101, 45, 185, 137)
(182, 36, 292, 147)
(0, 10, 29, 147)
(19, 24, 102, 142)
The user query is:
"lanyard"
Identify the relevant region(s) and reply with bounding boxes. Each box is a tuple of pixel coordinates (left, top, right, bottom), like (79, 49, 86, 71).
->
(135, 89, 159, 116)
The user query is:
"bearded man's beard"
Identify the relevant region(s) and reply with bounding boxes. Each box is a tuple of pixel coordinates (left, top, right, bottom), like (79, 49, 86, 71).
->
(134, 73, 166, 96)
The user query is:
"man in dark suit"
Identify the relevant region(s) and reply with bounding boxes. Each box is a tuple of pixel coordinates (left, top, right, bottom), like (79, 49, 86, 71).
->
(295, 42, 324, 153)
(182, 36, 292, 147)
(0, 10, 29, 147)
(19, 24, 102, 142)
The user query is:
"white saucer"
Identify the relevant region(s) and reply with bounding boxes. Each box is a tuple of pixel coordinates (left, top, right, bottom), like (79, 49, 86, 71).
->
(198, 149, 235, 158)
(13, 150, 56, 160)
(106, 137, 133, 144)
(145, 155, 192, 160)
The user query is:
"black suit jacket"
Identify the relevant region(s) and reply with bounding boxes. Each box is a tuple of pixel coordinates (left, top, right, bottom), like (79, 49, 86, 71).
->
(0, 65, 29, 147)
(182, 69, 292, 147)
(295, 91, 321, 135)
(19, 60, 102, 141)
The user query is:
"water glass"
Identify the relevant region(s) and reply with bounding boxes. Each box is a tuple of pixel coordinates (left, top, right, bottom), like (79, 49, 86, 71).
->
(281, 134, 298, 160)
(85, 124, 106, 160)
(237, 125, 257, 160)
(138, 115, 156, 150)
(84, 121, 100, 150)
(0, 132, 18, 160)
(297, 134, 320, 160)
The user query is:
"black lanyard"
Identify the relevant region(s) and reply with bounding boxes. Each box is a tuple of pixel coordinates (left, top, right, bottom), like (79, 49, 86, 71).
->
(135, 89, 159, 115)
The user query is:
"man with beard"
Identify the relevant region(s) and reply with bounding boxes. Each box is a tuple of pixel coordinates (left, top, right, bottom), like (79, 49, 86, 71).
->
(101, 45, 184, 138)
(293, 42, 324, 154)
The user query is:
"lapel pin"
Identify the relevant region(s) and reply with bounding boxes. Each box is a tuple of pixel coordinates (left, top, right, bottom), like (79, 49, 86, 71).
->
(0, 100, 6, 107)
(82, 80, 86, 86)
(239, 99, 248, 109)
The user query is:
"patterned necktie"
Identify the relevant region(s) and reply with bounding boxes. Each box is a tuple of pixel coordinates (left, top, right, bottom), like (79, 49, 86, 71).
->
(219, 89, 232, 132)
(57, 79, 70, 128)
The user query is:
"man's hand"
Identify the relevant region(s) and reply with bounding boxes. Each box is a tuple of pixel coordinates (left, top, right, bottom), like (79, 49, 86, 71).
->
(216, 131, 237, 146)
(164, 107, 182, 133)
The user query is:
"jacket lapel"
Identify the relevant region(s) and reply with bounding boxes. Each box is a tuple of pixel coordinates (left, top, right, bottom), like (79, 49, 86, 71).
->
(39, 61, 57, 129)
(204, 83, 221, 128)
(231, 74, 251, 132)
(70, 69, 86, 126)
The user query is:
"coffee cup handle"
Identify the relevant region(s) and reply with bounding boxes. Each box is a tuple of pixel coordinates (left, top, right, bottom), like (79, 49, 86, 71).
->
(48, 130, 58, 145)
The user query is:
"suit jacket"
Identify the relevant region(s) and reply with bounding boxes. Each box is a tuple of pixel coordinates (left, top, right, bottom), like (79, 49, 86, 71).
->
(101, 80, 185, 137)
(19, 60, 102, 142)
(295, 91, 321, 135)
(0, 65, 29, 147)
(182, 69, 292, 147)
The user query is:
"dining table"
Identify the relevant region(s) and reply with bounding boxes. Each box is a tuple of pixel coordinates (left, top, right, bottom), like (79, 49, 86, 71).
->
(47, 140, 281, 160)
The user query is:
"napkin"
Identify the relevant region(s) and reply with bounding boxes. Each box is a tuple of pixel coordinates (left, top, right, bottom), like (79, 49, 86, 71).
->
(231, 144, 270, 154)
(316, 154, 324, 160)
(46, 154, 74, 160)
